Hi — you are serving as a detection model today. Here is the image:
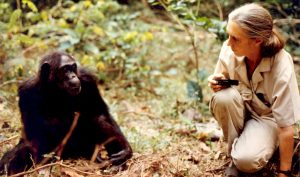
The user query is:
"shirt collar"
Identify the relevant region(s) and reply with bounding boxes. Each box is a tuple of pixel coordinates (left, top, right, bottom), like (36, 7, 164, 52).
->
(235, 56, 272, 90)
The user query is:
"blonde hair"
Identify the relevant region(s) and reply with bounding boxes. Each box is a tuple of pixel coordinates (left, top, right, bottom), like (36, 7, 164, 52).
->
(228, 3, 285, 57)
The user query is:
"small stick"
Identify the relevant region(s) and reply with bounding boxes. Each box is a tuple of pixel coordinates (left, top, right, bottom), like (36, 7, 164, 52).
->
(90, 136, 117, 163)
(9, 162, 62, 177)
(205, 160, 230, 173)
(0, 135, 19, 146)
(9, 161, 106, 177)
(91, 144, 101, 162)
(55, 112, 80, 157)
(39, 112, 80, 165)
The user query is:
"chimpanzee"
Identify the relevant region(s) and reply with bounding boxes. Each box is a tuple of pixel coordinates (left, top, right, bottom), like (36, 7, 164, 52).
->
(0, 51, 132, 175)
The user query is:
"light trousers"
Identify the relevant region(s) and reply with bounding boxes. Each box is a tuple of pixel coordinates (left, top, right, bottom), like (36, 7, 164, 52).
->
(210, 87, 278, 173)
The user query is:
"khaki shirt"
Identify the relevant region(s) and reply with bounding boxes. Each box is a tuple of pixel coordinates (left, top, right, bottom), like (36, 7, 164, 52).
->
(214, 41, 300, 127)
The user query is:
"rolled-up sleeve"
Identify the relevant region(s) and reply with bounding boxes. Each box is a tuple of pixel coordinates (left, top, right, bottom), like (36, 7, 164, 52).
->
(271, 51, 300, 127)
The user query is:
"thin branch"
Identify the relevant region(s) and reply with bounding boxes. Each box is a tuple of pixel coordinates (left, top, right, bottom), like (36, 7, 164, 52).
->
(0, 135, 19, 146)
(91, 144, 101, 163)
(9, 162, 61, 177)
(90, 136, 117, 163)
(273, 18, 300, 25)
(55, 112, 80, 157)
(195, 0, 201, 17)
(39, 112, 80, 165)
(16, 0, 21, 9)
(157, 0, 200, 82)
(273, 19, 300, 46)
(214, 0, 223, 21)
(205, 160, 230, 172)
(157, 0, 190, 36)
(275, 3, 289, 18)
(121, 110, 158, 119)
(141, 0, 150, 8)
(9, 161, 105, 177)
(0, 79, 23, 88)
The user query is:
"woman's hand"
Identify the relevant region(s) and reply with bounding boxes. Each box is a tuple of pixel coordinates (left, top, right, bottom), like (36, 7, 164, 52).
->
(207, 73, 227, 92)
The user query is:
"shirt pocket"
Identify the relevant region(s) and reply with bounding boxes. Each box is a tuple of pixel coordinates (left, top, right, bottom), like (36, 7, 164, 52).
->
(251, 84, 272, 116)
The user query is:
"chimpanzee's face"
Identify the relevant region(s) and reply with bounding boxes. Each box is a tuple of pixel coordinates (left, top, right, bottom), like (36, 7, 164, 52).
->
(57, 55, 81, 96)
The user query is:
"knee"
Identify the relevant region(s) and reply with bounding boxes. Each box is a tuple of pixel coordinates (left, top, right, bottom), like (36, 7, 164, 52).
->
(211, 88, 241, 107)
(232, 153, 266, 173)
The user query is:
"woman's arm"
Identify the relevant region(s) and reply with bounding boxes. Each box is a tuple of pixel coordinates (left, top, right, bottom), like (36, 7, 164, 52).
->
(278, 125, 294, 177)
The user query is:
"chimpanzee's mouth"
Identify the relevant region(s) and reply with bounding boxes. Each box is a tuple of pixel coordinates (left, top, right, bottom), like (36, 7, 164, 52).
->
(69, 86, 81, 96)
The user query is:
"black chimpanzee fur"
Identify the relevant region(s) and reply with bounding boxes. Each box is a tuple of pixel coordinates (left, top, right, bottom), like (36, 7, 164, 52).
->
(0, 51, 132, 175)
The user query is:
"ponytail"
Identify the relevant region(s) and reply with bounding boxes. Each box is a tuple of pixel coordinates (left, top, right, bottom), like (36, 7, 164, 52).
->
(261, 28, 285, 58)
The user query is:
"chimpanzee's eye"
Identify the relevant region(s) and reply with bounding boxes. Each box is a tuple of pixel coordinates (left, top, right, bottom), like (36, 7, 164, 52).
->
(72, 64, 77, 72)
(62, 66, 69, 73)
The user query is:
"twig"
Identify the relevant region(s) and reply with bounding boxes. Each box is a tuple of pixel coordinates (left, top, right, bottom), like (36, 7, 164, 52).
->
(0, 79, 22, 88)
(0, 135, 19, 146)
(16, 0, 21, 9)
(121, 110, 158, 119)
(157, 0, 200, 83)
(214, 0, 223, 21)
(59, 162, 102, 176)
(275, 3, 289, 18)
(90, 136, 117, 163)
(273, 18, 300, 25)
(55, 112, 80, 157)
(273, 18, 300, 46)
(141, 0, 149, 9)
(9, 161, 105, 177)
(9, 162, 61, 177)
(39, 112, 80, 165)
(91, 144, 101, 162)
(205, 159, 230, 172)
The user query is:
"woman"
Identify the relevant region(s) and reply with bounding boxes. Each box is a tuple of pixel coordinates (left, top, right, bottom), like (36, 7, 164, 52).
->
(208, 3, 300, 177)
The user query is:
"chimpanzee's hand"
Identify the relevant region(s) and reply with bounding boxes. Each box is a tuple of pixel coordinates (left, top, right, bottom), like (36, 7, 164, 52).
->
(110, 150, 131, 165)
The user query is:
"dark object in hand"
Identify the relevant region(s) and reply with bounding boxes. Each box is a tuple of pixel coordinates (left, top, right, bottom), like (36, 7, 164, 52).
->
(0, 51, 132, 175)
(216, 79, 239, 86)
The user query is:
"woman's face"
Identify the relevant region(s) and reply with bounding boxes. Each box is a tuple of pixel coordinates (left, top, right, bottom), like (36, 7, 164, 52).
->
(226, 20, 257, 57)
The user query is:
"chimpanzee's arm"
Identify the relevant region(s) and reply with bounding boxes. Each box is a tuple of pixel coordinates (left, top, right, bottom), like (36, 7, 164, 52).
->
(79, 69, 133, 165)
(18, 85, 51, 162)
(93, 115, 133, 165)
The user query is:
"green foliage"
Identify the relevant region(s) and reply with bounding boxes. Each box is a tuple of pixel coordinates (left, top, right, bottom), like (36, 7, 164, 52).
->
(186, 80, 203, 102)
(0, 0, 158, 86)
(22, 0, 38, 12)
(8, 9, 22, 31)
(1, 0, 298, 86)
(149, 0, 227, 40)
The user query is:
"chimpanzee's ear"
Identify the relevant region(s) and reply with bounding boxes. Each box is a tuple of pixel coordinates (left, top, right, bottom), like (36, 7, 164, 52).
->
(40, 62, 51, 83)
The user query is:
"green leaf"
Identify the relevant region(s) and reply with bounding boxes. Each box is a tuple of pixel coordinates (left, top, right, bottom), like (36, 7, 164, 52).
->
(62, 29, 80, 45)
(26, 1, 38, 12)
(197, 68, 209, 82)
(84, 43, 100, 55)
(18, 34, 35, 45)
(8, 9, 22, 30)
(22, 0, 38, 12)
(59, 41, 73, 51)
(187, 80, 203, 102)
